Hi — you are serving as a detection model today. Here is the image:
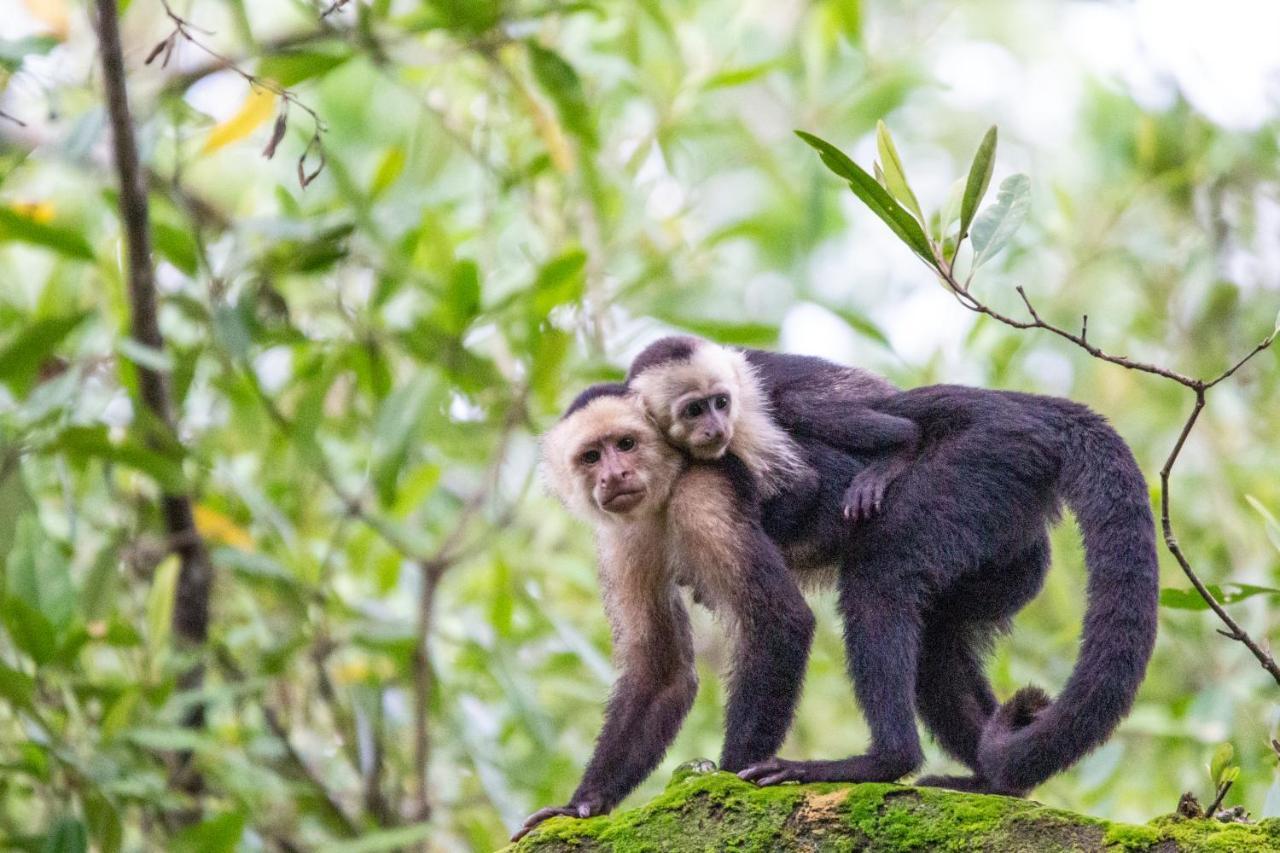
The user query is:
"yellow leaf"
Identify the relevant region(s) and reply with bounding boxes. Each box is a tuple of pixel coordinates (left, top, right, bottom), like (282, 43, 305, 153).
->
(201, 87, 277, 155)
(194, 504, 253, 550)
(22, 0, 68, 40)
(9, 201, 55, 223)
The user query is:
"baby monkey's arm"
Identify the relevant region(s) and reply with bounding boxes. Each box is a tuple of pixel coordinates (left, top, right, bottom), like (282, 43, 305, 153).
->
(771, 391, 920, 523)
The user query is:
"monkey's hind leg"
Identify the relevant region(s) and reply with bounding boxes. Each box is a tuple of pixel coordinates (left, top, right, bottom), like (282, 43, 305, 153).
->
(913, 617, 997, 773)
(738, 566, 926, 786)
(915, 539, 1050, 793)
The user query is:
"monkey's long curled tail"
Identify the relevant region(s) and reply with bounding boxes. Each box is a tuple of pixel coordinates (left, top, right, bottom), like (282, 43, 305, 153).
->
(977, 406, 1159, 795)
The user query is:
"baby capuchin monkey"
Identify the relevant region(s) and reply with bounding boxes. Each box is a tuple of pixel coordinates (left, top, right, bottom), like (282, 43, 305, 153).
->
(515, 383, 820, 841)
(627, 336, 916, 526)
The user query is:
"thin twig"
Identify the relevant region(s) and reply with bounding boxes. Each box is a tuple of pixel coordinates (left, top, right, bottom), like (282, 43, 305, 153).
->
(153, 0, 328, 186)
(216, 649, 361, 837)
(930, 259, 1280, 684)
(1208, 779, 1234, 815)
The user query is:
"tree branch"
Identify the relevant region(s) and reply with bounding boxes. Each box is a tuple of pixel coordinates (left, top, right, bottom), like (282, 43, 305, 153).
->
(93, 0, 217, 763)
(931, 260, 1280, 684)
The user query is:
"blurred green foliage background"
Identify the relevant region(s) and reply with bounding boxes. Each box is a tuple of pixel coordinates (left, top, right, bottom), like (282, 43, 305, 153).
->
(1, 0, 1279, 849)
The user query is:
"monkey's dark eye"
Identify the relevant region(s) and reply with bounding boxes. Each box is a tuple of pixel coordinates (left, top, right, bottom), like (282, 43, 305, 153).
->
(714, 395, 729, 410)
(580, 449, 601, 465)
(617, 436, 637, 452)
(684, 401, 704, 418)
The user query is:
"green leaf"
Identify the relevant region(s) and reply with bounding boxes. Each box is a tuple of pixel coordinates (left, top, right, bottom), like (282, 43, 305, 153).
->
(2, 598, 57, 665)
(82, 789, 123, 853)
(874, 121, 924, 223)
(527, 42, 597, 148)
(116, 337, 173, 373)
(438, 259, 482, 334)
(0, 448, 35, 563)
(1159, 585, 1218, 610)
(937, 178, 965, 242)
(7, 516, 75, 632)
(51, 425, 187, 491)
(257, 46, 353, 87)
(795, 130, 937, 267)
(533, 249, 588, 315)
(1246, 495, 1280, 555)
(703, 61, 777, 91)
(959, 126, 998, 242)
(1210, 743, 1234, 786)
(970, 173, 1030, 269)
(0, 35, 59, 72)
(0, 311, 90, 397)
(81, 541, 122, 621)
(0, 660, 36, 711)
(0, 208, 94, 261)
(145, 555, 179, 673)
(40, 818, 87, 853)
(370, 145, 406, 199)
(1222, 766, 1241, 784)
(125, 726, 211, 752)
(1159, 583, 1279, 610)
(170, 810, 246, 853)
(829, 307, 892, 349)
(371, 373, 435, 505)
(152, 221, 199, 276)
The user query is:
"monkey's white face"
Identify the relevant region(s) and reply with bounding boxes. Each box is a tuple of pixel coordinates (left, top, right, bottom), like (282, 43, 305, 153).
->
(667, 387, 734, 460)
(629, 344, 744, 461)
(542, 394, 682, 521)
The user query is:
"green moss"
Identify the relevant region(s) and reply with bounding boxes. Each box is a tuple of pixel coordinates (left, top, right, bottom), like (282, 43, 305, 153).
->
(1102, 822, 1162, 850)
(510, 772, 1280, 852)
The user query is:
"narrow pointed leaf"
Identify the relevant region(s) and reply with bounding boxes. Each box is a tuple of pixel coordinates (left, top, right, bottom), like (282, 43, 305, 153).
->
(959, 126, 997, 241)
(795, 131, 937, 268)
(970, 173, 1030, 269)
(1245, 495, 1280, 555)
(875, 120, 924, 222)
(1210, 743, 1233, 786)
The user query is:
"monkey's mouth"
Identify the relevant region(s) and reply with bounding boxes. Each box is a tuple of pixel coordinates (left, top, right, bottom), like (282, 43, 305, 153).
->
(689, 440, 729, 460)
(601, 488, 645, 512)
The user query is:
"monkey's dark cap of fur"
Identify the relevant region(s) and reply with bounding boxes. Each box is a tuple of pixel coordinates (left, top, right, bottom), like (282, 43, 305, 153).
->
(562, 382, 631, 419)
(627, 336, 701, 381)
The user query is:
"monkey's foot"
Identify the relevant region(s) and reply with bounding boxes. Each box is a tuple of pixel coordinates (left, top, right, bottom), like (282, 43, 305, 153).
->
(916, 774, 1025, 797)
(841, 468, 891, 522)
(915, 774, 990, 793)
(738, 754, 918, 786)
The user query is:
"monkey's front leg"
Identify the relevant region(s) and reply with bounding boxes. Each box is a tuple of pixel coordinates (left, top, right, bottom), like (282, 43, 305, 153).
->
(718, 540, 816, 772)
(513, 597, 697, 842)
(738, 571, 924, 786)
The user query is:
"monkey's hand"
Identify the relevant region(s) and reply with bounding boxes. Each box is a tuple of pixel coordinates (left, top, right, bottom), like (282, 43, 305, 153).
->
(841, 463, 897, 522)
(511, 798, 605, 842)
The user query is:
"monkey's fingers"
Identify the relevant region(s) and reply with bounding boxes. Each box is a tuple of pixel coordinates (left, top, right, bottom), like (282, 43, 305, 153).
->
(757, 771, 799, 786)
(737, 759, 782, 783)
(739, 757, 810, 786)
(511, 806, 579, 842)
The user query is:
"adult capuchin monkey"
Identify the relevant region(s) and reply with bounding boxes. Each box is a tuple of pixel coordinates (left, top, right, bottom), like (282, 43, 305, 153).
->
(514, 383, 827, 841)
(627, 335, 1159, 798)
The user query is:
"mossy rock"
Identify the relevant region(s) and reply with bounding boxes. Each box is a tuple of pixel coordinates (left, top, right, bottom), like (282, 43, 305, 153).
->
(507, 766, 1280, 852)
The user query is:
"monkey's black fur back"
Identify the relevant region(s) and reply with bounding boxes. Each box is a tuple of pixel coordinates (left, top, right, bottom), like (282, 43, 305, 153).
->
(753, 377, 1159, 795)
